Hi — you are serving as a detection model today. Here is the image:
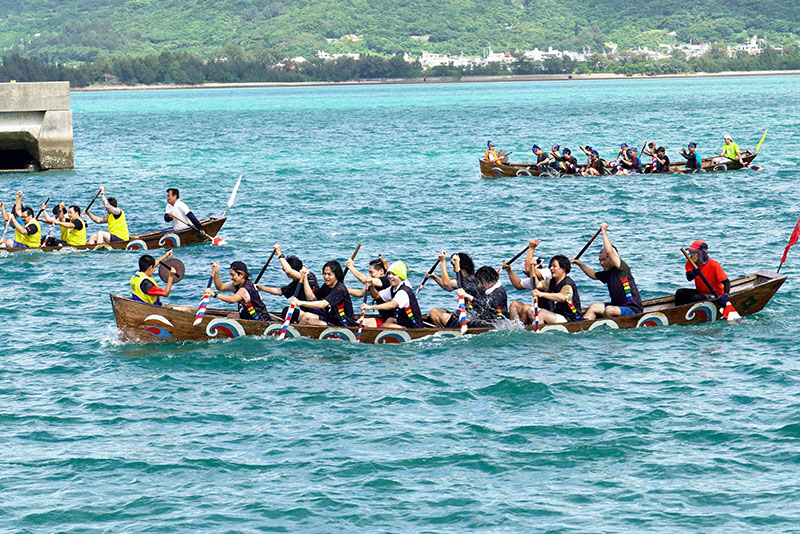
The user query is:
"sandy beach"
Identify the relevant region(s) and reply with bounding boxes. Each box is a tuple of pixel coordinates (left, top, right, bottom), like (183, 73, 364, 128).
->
(72, 69, 800, 92)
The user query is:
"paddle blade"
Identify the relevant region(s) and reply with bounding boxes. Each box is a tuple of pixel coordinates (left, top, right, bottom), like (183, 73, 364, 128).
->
(227, 174, 243, 209)
(193, 295, 210, 326)
(457, 295, 468, 334)
(722, 302, 742, 322)
(211, 236, 226, 246)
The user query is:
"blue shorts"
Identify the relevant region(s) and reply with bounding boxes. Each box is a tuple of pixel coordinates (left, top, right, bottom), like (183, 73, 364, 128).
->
(605, 303, 637, 317)
(12, 241, 28, 248)
(110, 234, 123, 242)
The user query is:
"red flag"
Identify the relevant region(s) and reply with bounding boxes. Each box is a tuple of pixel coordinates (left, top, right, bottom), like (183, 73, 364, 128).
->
(780, 217, 800, 264)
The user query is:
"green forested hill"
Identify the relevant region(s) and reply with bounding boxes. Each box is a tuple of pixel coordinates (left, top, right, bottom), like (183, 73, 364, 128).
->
(1, 0, 797, 63)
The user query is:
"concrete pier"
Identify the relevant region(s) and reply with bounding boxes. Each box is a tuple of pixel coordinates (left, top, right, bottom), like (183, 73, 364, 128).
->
(0, 81, 73, 171)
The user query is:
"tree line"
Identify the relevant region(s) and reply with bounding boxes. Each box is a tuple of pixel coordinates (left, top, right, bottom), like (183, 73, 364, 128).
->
(2, 46, 799, 87)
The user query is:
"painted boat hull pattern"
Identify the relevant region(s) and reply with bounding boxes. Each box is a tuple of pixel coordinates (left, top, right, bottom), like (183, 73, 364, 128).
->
(480, 149, 758, 178)
(111, 270, 785, 344)
(2, 216, 226, 253)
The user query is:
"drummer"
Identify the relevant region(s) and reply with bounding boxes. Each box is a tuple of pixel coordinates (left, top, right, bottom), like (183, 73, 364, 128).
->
(130, 250, 176, 306)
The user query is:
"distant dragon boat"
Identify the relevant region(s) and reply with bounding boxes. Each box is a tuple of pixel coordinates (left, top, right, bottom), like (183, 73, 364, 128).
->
(1, 216, 226, 253)
(110, 270, 784, 343)
(480, 148, 758, 178)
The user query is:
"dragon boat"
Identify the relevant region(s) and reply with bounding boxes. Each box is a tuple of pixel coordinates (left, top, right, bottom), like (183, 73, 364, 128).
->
(479, 148, 758, 178)
(110, 270, 784, 344)
(1, 216, 226, 253)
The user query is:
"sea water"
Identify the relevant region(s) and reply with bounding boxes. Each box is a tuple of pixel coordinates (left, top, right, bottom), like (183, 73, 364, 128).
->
(1, 76, 799, 532)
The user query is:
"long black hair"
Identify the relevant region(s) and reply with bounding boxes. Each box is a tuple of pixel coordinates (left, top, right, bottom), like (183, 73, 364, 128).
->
(323, 260, 344, 284)
(452, 252, 475, 276)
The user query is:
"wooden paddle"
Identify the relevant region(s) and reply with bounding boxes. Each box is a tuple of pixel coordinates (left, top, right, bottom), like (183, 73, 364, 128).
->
(574, 227, 603, 262)
(356, 282, 370, 342)
(497, 245, 528, 274)
(168, 212, 224, 246)
(193, 275, 214, 326)
(756, 129, 768, 153)
(35, 197, 51, 219)
(253, 248, 277, 285)
(681, 248, 741, 321)
(341, 244, 361, 279)
(415, 258, 440, 296)
(85, 188, 102, 213)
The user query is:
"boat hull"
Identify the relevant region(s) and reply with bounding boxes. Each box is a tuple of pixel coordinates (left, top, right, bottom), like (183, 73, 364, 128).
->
(110, 271, 785, 343)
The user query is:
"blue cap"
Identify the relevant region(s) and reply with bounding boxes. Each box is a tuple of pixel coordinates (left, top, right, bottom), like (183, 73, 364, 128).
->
(487, 140, 495, 147)
(630, 147, 637, 153)
(620, 143, 628, 149)
(591, 149, 599, 156)
(648, 142, 654, 148)
(563, 147, 571, 155)
(552, 144, 560, 151)
(688, 142, 697, 148)
(584, 145, 592, 151)
(532, 144, 540, 152)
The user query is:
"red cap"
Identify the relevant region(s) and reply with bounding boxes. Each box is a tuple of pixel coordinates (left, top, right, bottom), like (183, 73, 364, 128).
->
(687, 240, 707, 252)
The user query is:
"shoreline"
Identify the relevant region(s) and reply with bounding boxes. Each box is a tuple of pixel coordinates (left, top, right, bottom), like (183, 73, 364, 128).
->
(72, 69, 800, 92)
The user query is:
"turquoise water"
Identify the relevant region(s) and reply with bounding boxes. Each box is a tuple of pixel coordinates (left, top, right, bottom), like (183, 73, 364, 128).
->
(2, 76, 800, 531)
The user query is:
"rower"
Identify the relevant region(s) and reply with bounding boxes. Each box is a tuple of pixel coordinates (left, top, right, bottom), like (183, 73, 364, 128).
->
(360, 261, 424, 329)
(642, 141, 657, 172)
(345, 257, 394, 328)
(165, 188, 206, 236)
(619, 147, 642, 174)
(716, 134, 744, 166)
(40, 204, 86, 247)
(130, 250, 176, 306)
(572, 223, 643, 320)
(85, 186, 130, 244)
(256, 244, 320, 321)
(675, 240, 731, 308)
(651, 147, 671, 173)
(291, 261, 356, 327)
(528, 255, 583, 325)
(475, 266, 508, 322)
(502, 239, 552, 320)
(428, 252, 488, 328)
(484, 140, 508, 165)
(530, 144, 552, 170)
(554, 147, 579, 174)
(205, 261, 270, 321)
(583, 149, 609, 176)
(678, 142, 701, 172)
(1, 200, 41, 249)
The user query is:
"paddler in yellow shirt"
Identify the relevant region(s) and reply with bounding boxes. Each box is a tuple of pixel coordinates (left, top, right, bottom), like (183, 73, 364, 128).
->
(716, 134, 744, 166)
(85, 186, 130, 245)
(40, 203, 86, 246)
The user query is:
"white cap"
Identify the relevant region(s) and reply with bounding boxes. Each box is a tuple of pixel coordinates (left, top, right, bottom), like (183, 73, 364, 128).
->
(723, 133, 732, 140)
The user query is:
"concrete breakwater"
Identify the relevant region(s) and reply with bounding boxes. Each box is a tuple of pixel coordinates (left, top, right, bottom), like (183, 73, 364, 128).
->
(0, 81, 73, 171)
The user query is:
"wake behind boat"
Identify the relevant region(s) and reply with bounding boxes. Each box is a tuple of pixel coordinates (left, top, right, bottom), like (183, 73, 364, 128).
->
(110, 270, 785, 343)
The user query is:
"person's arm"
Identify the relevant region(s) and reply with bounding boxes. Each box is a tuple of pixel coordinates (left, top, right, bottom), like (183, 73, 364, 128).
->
(600, 223, 621, 269)
(348, 287, 366, 298)
(13, 191, 22, 218)
(722, 279, 731, 295)
(1, 203, 8, 223)
(364, 299, 399, 311)
(301, 269, 315, 300)
(275, 244, 302, 281)
(345, 259, 368, 284)
(534, 283, 571, 303)
(256, 284, 283, 296)
(85, 209, 107, 224)
(502, 262, 525, 290)
(436, 252, 457, 291)
(572, 258, 598, 279)
(456, 287, 475, 302)
(210, 261, 225, 290)
(149, 267, 176, 298)
(185, 211, 206, 235)
(102, 192, 122, 217)
(208, 287, 247, 304)
(523, 239, 540, 276)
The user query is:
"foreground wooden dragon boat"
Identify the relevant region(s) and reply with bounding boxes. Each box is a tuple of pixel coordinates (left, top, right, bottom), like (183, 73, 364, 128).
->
(1, 216, 225, 253)
(480, 148, 758, 178)
(111, 270, 785, 344)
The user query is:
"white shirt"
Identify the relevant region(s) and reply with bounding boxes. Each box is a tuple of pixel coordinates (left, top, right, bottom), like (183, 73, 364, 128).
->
(165, 199, 191, 231)
(519, 268, 552, 289)
(380, 281, 411, 308)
